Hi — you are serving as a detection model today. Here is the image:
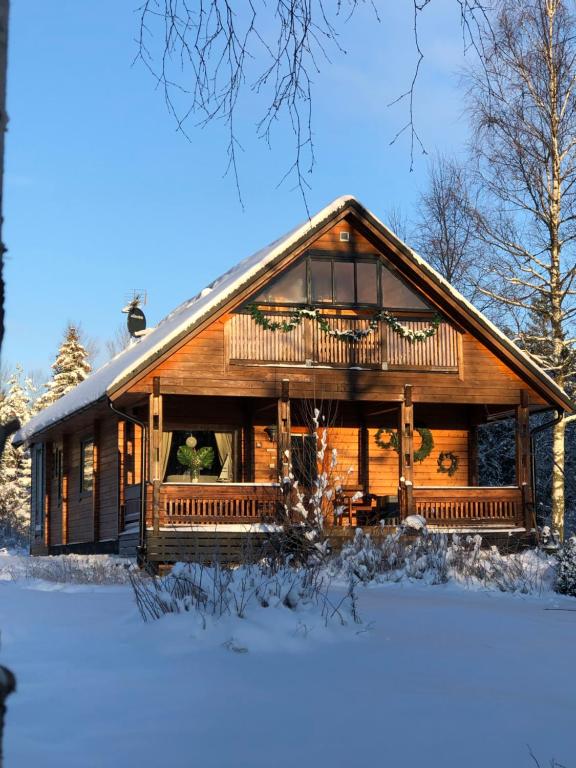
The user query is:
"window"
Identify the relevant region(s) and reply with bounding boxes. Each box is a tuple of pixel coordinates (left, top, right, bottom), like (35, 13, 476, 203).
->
(252, 254, 430, 309)
(255, 261, 307, 304)
(290, 434, 318, 487)
(163, 430, 236, 483)
(80, 439, 94, 494)
(381, 265, 429, 309)
(53, 445, 63, 505)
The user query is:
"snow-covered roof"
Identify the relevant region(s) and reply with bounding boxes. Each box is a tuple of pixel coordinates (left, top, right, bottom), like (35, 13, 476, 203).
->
(14, 194, 573, 445)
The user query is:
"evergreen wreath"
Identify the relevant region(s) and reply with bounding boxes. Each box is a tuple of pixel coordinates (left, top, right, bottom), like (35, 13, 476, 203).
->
(247, 304, 441, 343)
(437, 451, 458, 477)
(374, 427, 434, 463)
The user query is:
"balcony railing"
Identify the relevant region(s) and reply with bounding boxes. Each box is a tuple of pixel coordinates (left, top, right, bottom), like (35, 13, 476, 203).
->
(228, 311, 459, 370)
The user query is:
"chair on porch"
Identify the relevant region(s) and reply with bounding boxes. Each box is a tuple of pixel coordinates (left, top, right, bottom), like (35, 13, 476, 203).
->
(333, 487, 376, 527)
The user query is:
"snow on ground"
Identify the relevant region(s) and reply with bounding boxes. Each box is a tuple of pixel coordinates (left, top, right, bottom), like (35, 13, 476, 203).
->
(0, 552, 574, 768)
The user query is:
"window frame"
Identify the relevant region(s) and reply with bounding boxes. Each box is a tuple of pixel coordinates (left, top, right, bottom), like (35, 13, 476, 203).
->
(52, 443, 64, 506)
(80, 437, 94, 496)
(161, 425, 240, 484)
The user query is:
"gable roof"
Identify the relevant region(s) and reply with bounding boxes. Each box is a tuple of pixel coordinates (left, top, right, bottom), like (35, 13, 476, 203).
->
(14, 195, 574, 445)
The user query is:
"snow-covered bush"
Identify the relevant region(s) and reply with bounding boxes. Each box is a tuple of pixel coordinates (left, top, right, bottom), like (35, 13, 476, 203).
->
(1, 554, 136, 584)
(337, 529, 383, 582)
(554, 536, 576, 597)
(130, 559, 361, 627)
(334, 528, 552, 593)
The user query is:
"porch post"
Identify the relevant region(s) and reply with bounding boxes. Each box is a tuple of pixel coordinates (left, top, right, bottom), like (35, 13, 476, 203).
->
(516, 390, 533, 529)
(149, 377, 163, 534)
(468, 426, 479, 487)
(277, 379, 291, 483)
(398, 384, 414, 517)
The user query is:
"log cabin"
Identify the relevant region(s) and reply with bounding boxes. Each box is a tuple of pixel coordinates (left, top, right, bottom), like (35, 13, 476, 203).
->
(15, 196, 574, 563)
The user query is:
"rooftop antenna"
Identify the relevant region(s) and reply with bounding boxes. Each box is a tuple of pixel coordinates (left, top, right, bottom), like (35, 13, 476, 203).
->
(122, 289, 148, 338)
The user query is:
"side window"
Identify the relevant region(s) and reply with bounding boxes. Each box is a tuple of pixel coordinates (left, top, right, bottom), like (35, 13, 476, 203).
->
(53, 445, 63, 505)
(80, 438, 94, 494)
(32, 444, 45, 534)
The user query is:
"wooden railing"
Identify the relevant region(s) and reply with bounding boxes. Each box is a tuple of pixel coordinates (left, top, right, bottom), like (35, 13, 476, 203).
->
(228, 312, 459, 370)
(413, 487, 523, 526)
(153, 484, 280, 526)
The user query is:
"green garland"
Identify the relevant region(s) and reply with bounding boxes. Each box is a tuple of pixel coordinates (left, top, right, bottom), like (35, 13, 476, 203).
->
(374, 427, 434, 463)
(437, 451, 458, 477)
(247, 304, 441, 343)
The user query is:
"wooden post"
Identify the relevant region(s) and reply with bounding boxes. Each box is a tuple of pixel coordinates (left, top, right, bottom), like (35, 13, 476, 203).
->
(516, 390, 533, 529)
(149, 377, 163, 533)
(359, 415, 369, 495)
(398, 385, 414, 517)
(277, 379, 291, 483)
(468, 425, 479, 487)
(62, 434, 69, 545)
(92, 420, 100, 543)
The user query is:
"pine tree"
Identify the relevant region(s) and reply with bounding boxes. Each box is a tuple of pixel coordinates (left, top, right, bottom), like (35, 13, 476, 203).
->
(36, 325, 91, 411)
(0, 366, 34, 542)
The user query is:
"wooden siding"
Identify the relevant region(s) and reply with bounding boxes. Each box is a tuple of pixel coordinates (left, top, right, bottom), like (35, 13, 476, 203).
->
(48, 415, 119, 546)
(98, 418, 119, 541)
(129, 313, 544, 406)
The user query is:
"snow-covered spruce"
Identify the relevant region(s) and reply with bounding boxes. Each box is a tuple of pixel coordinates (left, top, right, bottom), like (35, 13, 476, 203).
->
(554, 536, 576, 597)
(0, 366, 35, 542)
(35, 325, 91, 412)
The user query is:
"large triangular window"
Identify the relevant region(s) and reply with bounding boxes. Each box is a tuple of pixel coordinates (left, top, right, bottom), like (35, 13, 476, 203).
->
(251, 255, 430, 310)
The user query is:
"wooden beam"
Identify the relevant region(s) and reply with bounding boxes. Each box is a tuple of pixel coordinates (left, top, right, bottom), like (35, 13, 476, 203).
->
(149, 377, 163, 534)
(468, 426, 479, 487)
(516, 390, 533, 528)
(277, 379, 291, 483)
(359, 409, 369, 495)
(398, 385, 414, 517)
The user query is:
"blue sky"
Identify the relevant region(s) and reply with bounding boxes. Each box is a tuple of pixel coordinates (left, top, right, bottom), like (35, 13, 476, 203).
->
(4, 1, 470, 380)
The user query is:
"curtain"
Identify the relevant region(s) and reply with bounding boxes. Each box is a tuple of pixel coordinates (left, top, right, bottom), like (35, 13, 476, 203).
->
(214, 432, 234, 482)
(159, 431, 173, 482)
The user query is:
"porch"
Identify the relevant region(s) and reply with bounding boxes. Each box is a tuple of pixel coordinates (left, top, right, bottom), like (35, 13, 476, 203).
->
(123, 386, 535, 562)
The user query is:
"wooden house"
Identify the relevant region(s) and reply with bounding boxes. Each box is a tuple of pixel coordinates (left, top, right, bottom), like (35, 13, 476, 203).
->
(15, 196, 574, 563)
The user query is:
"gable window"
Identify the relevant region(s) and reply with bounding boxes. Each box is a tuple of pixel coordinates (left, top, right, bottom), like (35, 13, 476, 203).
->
(252, 254, 429, 310)
(80, 438, 94, 494)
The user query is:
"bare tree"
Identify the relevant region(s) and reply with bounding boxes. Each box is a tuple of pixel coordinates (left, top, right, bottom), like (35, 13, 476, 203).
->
(466, 0, 576, 538)
(414, 155, 486, 305)
(135, 1, 491, 207)
(105, 323, 132, 360)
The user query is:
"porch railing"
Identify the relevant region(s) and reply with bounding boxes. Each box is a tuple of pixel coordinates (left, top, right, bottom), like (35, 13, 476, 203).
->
(228, 312, 459, 370)
(152, 483, 280, 527)
(412, 487, 524, 526)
